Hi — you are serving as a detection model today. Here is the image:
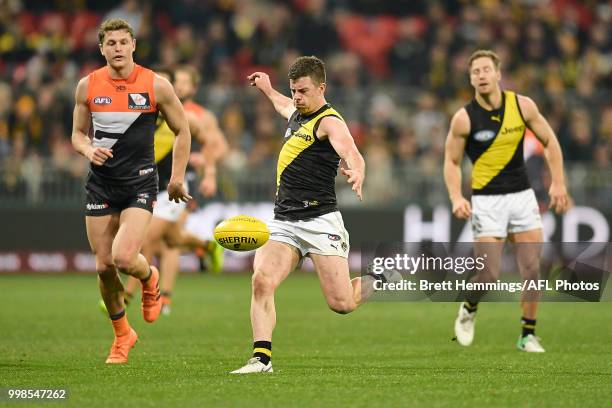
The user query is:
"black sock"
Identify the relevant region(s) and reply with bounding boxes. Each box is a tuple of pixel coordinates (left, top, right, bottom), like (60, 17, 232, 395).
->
(253, 340, 271, 365)
(521, 317, 536, 337)
(161, 291, 172, 298)
(109, 309, 125, 320)
(141, 266, 153, 283)
(463, 300, 478, 313)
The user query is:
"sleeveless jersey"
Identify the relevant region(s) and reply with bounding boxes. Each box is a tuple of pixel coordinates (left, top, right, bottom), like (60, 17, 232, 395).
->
(154, 116, 175, 191)
(465, 90, 530, 195)
(86, 64, 157, 185)
(275, 103, 343, 221)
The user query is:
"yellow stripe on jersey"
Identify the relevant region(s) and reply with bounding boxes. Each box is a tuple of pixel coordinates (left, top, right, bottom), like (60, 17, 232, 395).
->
(154, 117, 175, 163)
(276, 107, 342, 188)
(472, 91, 526, 190)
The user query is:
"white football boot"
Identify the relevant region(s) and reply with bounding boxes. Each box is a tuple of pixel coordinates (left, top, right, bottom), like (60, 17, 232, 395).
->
(454, 303, 476, 346)
(517, 334, 545, 353)
(230, 357, 273, 374)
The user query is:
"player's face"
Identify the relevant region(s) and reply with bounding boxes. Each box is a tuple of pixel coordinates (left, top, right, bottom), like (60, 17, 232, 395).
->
(100, 29, 135, 71)
(173, 70, 195, 102)
(469, 57, 501, 95)
(290, 76, 326, 114)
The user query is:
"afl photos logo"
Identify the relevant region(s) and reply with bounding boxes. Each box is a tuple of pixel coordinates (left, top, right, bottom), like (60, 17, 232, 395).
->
(93, 96, 112, 105)
(128, 93, 151, 110)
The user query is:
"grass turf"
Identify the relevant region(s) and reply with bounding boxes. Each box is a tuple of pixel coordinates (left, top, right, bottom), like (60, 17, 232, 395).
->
(1, 273, 611, 407)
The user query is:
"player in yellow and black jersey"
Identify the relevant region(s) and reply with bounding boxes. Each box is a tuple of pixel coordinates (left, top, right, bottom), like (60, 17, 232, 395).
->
(231, 56, 401, 374)
(444, 49, 570, 353)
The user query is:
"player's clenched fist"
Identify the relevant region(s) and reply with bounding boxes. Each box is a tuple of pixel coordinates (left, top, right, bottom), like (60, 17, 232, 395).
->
(247, 72, 272, 93)
(451, 196, 472, 219)
(87, 147, 113, 166)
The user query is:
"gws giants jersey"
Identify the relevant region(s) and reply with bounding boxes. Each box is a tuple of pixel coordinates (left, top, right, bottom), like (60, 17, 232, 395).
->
(87, 64, 158, 185)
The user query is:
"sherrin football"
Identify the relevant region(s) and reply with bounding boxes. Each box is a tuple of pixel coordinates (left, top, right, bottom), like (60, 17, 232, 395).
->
(214, 215, 270, 251)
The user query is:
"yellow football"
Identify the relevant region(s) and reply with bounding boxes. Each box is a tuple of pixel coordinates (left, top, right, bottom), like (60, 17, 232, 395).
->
(214, 215, 270, 251)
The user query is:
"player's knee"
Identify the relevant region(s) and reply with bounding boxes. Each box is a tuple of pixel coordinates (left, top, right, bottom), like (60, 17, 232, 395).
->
(112, 251, 137, 271)
(251, 271, 277, 296)
(327, 297, 356, 314)
(521, 264, 539, 281)
(96, 259, 115, 278)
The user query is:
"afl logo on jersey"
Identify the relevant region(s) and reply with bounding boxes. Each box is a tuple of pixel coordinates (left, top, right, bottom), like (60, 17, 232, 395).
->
(473, 130, 496, 142)
(93, 96, 112, 105)
(284, 128, 292, 139)
(128, 93, 151, 110)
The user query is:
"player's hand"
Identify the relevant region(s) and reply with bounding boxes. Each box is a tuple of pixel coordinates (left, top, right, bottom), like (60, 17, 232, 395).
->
(167, 180, 192, 203)
(247, 72, 272, 93)
(548, 182, 571, 214)
(199, 174, 217, 198)
(87, 147, 113, 166)
(451, 196, 472, 219)
(340, 167, 363, 201)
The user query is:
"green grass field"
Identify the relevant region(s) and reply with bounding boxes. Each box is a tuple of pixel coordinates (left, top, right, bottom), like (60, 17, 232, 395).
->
(1, 273, 611, 407)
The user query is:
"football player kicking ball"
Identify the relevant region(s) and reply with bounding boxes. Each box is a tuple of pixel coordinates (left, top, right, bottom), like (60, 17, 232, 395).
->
(72, 19, 191, 363)
(444, 50, 570, 352)
(232, 56, 391, 374)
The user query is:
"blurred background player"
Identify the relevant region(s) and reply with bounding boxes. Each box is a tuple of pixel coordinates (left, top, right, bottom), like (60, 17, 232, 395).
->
(72, 19, 191, 363)
(120, 65, 227, 315)
(444, 49, 570, 353)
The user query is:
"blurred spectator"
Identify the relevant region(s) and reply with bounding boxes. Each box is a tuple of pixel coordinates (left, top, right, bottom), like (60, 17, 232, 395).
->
(0, 0, 608, 205)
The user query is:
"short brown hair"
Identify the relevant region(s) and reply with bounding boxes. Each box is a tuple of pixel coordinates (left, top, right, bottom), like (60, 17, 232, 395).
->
(288, 56, 326, 85)
(175, 65, 201, 88)
(468, 49, 501, 71)
(98, 18, 135, 45)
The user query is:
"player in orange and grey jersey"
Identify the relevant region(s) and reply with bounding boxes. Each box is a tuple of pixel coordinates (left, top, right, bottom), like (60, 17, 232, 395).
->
(71, 18, 191, 364)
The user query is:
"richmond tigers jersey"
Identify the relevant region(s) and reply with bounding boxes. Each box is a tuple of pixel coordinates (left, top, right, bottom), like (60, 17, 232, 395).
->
(87, 64, 158, 185)
(465, 90, 530, 195)
(154, 116, 174, 191)
(275, 103, 343, 221)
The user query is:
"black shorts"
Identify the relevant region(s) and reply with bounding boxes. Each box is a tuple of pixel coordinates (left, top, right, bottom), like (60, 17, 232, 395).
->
(85, 174, 158, 217)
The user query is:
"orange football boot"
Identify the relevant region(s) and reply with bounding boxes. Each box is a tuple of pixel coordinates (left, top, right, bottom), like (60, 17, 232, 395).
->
(105, 328, 138, 364)
(141, 265, 162, 323)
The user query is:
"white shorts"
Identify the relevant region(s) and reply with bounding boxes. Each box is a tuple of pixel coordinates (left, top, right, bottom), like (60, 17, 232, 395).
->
(471, 188, 542, 238)
(268, 211, 350, 258)
(153, 188, 187, 222)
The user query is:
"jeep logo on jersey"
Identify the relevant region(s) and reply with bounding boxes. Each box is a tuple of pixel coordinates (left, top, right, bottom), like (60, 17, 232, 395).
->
(473, 130, 496, 142)
(93, 96, 112, 105)
(128, 93, 151, 110)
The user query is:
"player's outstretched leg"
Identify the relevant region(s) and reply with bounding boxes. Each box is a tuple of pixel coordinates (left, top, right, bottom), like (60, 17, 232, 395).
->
(231, 241, 298, 374)
(454, 239, 504, 346)
(112, 208, 161, 323)
(513, 229, 545, 352)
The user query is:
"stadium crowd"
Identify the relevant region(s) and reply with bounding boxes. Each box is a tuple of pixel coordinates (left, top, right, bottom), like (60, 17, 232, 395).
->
(0, 0, 610, 204)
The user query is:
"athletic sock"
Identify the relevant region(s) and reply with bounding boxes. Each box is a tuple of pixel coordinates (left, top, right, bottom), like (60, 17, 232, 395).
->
(463, 300, 478, 313)
(140, 266, 153, 283)
(521, 317, 536, 337)
(109, 311, 130, 337)
(253, 340, 272, 365)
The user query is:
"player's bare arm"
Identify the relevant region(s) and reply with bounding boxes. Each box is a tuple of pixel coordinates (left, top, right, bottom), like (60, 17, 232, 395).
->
(247, 72, 296, 120)
(186, 110, 226, 197)
(444, 108, 472, 219)
(318, 116, 365, 201)
(155, 74, 192, 203)
(71, 77, 113, 165)
(518, 95, 570, 214)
